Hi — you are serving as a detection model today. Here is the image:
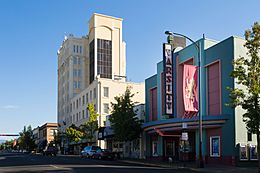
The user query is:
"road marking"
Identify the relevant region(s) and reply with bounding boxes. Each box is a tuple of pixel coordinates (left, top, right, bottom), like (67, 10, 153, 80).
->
(49, 164, 59, 169)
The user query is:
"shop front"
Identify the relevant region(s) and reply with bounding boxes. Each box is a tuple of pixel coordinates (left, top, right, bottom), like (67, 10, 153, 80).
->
(143, 116, 227, 162)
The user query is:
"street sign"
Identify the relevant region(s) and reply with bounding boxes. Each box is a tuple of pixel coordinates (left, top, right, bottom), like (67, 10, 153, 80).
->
(181, 132, 188, 141)
(182, 123, 187, 129)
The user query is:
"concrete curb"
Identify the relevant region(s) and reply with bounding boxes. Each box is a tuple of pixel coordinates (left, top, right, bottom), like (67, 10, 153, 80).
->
(117, 159, 258, 173)
(41, 154, 258, 173)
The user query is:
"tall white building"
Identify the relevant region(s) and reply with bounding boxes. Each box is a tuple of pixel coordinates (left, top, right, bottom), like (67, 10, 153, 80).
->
(58, 35, 88, 130)
(57, 13, 145, 148)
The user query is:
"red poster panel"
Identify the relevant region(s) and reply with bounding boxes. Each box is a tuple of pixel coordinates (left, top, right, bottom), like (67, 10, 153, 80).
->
(183, 64, 198, 116)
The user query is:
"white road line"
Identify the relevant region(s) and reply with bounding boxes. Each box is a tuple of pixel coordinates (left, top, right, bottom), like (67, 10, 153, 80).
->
(49, 164, 59, 169)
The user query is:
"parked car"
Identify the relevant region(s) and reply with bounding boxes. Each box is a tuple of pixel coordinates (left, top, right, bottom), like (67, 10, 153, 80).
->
(92, 149, 115, 160)
(80, 146, 101, 158)
(43, 146, 58, 156)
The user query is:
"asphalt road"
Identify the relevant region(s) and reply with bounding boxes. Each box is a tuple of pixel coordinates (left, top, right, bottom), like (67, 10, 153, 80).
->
(0, 153, 200, 173)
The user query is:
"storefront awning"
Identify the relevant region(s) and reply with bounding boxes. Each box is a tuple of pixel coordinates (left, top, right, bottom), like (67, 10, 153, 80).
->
(143, 114, 229, 134)
(98, 127, 114, 140)
(154, 128, 180, 137)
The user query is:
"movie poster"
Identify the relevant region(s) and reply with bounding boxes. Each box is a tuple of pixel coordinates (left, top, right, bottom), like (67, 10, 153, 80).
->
(250, 145, 258, 160)
(240, 145, 248, 160)
(210, 136, 220, 157)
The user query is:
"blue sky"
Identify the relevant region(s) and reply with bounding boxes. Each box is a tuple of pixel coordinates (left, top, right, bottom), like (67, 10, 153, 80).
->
(0, 0, 259, 139)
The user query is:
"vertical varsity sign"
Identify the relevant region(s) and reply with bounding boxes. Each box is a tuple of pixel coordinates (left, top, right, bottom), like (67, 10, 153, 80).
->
(163, 43, 173, 115)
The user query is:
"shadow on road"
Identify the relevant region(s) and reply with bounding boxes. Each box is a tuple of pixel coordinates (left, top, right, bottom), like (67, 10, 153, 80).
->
(0, 153, 200, 173)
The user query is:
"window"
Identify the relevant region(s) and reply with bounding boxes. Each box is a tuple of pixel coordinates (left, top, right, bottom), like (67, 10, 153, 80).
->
(73, 57, 77, 64)
(82, 96, 85, 105)
(79, 112, 81, 120)
(86, 93, 89, 103)
(76, 99, 78, 109)
(86, 108, 89, 118)
(210, 136, 220, 157)
(248, 132, 252, 141)
(77, 81, 81, 89)
(90, 90, 92, 100)
(104, 87, 109, 97)
(73, 69, 77, 77)
(152, 141, 158, 156)
(103, 103, 109, 114)
(76, 113, 78, 121)
(70, 103, 72, 112)
(150, 87, 158, 121)
(82, 110, 85, 119)
(73, 81, 77, 89)
(79, 98, 81, 106)
(207, 62, 221, 115)
(76, 45, 79, 53)
(89, 40, 95, 84)
(80, 46, 82, 54)
(73, 45, 76, 53)
(73, 69, 81, 77)
(97, 39, 112, 79)
(50, 129, 56, 136)
(94, 88, 96, 99)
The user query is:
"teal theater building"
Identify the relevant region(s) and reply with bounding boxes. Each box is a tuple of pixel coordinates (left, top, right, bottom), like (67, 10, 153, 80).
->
(143, 35, 258, 165)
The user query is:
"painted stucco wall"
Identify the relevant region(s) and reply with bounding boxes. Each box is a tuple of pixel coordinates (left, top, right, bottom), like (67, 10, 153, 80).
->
(156, 61, 164, 120)
(233, 37, 257, 146)
(145, 74, 157, 122)
(204, 36, 235, 156)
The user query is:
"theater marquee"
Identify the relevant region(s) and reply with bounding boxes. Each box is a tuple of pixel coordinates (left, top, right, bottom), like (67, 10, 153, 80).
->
(163, 43, 173, 115)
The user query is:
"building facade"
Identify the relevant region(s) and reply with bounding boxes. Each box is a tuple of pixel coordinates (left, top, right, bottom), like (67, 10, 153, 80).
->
(57, 13, 127, 131)
(99, 104, 146, 159)
(57, 13, 145, 150)
(66, 78, 144, 149)
(144, 36, 257, 165)
(33, 123, 58, 151)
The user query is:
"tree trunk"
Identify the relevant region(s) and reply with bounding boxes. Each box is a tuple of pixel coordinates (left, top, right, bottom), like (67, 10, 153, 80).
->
(257, 130, 260, 173)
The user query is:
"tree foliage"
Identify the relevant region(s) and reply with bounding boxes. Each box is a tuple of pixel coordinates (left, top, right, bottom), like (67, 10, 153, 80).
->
(227, 22, 260, 171)
(228, 22, 260, 134)
(0, 139, 17, 150)
(65, 103, 99, 143)
(18, 125, 36, 151)
(109, 87, 142, 142)
(80, 103, 99, 142)
(65, 124, 83, 143)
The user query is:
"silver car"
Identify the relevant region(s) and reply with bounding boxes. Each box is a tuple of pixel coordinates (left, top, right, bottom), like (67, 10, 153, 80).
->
(80, 146, 101, 158)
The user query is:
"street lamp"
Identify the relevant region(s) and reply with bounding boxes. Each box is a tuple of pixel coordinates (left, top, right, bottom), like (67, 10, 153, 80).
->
(165, 31, 204, 168)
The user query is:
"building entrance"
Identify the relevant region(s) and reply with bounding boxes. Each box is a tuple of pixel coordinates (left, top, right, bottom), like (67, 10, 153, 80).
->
(164, 137, 179, 161)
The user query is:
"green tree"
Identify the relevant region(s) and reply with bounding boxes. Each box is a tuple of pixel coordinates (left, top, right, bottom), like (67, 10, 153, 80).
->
(227, 22, 260, 171)
(18, 125, 36, 151)
(109, 87, 142, 142)
(80, 103, 99, 144)
(65, 124, 83, 143)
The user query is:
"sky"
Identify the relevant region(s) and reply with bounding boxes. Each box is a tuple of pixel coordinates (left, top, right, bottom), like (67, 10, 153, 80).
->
(0, 0, 259, 140)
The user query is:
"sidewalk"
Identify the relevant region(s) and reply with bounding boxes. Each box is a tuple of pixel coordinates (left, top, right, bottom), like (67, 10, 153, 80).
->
(54, 154, 258, 173)
(118, 159, 258, 173)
